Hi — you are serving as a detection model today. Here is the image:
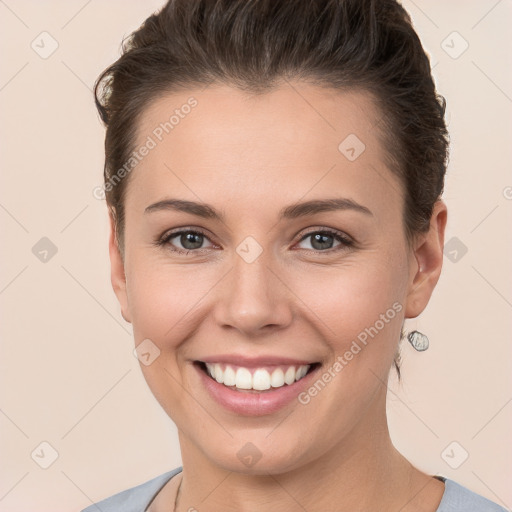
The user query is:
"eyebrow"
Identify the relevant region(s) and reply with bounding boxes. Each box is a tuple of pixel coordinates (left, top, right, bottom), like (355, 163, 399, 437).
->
(144, 197, 373, 220)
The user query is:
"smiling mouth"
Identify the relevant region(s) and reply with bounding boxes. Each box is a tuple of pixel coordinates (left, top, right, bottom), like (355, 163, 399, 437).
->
(195, 361, 320, 392)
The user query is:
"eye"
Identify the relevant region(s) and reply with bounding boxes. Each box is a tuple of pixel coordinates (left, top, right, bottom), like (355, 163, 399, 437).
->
(296, 229, 354, 252)
(156, 227, 354, 255)
(158, 229, 215, 253)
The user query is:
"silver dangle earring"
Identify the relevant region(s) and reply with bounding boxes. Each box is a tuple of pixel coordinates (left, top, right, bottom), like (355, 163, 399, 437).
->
(407, 330, 429, 351)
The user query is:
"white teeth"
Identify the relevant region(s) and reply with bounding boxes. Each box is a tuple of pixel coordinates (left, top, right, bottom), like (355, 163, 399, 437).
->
(252, 369, 271, 390)
(235, 367, 252, 389)
(296, 365, 308, 381)
(270, 368, 285, 388)
(284, 367, 296, 385)
(214, 363, 223, 383)
(223, 365, 236, 386)
(204, 363, 311, 391)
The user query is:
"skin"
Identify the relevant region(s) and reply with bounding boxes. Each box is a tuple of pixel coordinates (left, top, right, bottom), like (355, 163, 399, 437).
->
(109, 82, 448, 512)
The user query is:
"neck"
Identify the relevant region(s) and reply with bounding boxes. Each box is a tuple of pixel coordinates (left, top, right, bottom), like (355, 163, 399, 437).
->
(173, 391, 428, 512)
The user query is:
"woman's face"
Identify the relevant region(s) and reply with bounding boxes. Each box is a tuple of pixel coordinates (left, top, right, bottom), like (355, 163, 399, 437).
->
(110, 83, 445, 474)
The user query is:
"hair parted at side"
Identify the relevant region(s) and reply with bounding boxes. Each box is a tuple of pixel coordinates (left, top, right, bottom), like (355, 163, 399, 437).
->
(94, 0, 450, 379)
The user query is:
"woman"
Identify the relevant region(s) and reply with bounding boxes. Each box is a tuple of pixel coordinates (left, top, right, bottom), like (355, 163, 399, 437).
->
(83, 0, 506, 511)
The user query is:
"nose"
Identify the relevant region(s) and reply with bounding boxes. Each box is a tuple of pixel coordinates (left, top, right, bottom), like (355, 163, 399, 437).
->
(213, 251, 293, 336)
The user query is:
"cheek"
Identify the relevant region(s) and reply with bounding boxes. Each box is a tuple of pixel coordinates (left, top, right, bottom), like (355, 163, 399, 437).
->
(287, 259, 405, 438)
(297, 255, 405, 327)
(290, 254, 406, 373)
(126, 256, 214, 342)
(125, 261, 207, 419)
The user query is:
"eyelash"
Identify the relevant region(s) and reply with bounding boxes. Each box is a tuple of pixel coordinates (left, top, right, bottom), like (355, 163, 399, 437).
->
(155, 227, 355, 255)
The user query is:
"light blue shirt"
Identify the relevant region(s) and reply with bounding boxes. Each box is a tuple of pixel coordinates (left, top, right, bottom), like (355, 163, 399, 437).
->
(81, 467, 508, 512)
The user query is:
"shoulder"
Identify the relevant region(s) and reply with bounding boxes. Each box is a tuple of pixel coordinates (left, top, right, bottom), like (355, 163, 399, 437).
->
(80, 467, 182, 512)
(437, 478, 508, 512)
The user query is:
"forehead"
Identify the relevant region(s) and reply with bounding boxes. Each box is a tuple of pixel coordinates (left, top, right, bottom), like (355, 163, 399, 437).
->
(128, 82, 402, 221)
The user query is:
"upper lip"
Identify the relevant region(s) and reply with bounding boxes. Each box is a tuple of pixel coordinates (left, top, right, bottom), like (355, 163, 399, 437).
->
(197, 354, 319, 368)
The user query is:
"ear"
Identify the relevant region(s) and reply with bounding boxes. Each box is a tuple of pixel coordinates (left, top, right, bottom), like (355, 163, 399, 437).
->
(108, 213, 132, 323)
(404, 200, 448, 319)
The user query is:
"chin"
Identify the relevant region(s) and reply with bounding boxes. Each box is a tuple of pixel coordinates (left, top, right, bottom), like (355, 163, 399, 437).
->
(200, 434, 315, 476)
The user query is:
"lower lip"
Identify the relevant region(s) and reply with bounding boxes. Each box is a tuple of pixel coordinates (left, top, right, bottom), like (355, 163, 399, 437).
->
(194, 363, 320, 416)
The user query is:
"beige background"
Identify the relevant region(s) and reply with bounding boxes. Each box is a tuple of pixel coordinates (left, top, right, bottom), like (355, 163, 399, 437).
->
(1, 1, 511, 510)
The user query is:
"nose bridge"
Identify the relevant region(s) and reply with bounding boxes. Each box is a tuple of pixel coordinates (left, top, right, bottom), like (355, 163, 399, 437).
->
(214, 243, 292, 335)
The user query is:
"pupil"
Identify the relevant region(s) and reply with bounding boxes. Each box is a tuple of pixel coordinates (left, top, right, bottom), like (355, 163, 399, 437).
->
(182, 232, 203, 250)
(312, 233, 333, 250)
